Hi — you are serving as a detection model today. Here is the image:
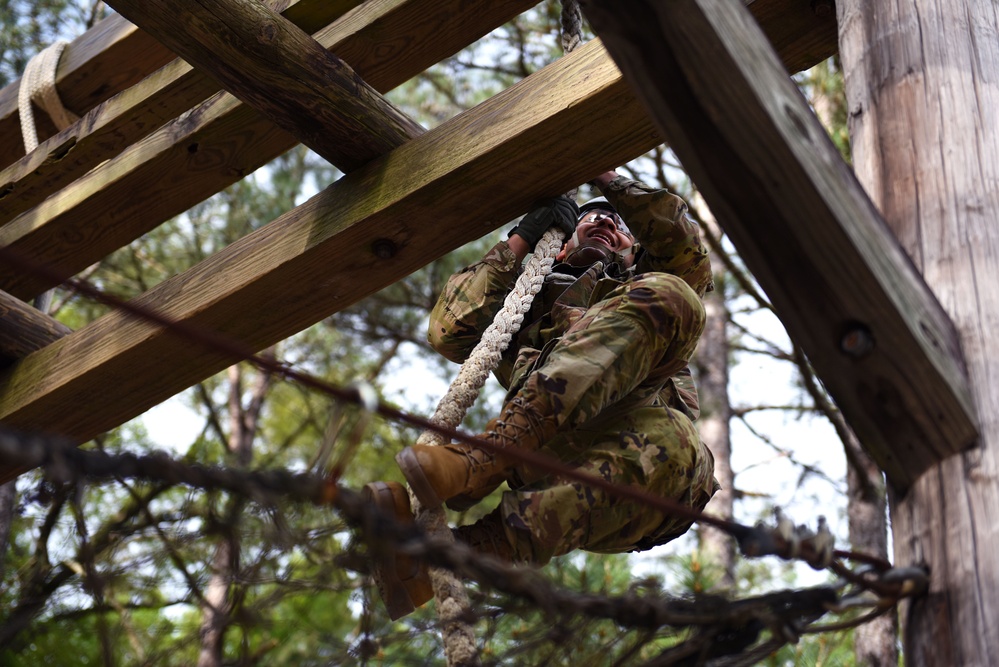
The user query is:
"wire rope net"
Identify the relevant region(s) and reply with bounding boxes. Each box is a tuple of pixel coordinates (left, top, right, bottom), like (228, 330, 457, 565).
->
(0, 221, 923, 663)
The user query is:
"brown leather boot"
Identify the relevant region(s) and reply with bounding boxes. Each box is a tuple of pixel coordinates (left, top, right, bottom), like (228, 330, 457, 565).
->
(453, 509, 516, 562)
(396, 397, 554, 509)
(362, 481, 434, 620)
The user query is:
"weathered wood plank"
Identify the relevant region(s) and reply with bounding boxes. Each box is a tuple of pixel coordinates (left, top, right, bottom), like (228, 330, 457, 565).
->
(840, 0, 999, 662)
(0, 0, 349, 169)
(0, 0, 841, 302)
(582, 0, 978, 489)
(0, 0, 365, 224)
(0, 0, 541, 301)
(0, 290, 71, 366)
(104, 0, 424, 170)
(747, 0, 838, 74)
(0, 14, 176, 169)
(0, 40, 662, 483)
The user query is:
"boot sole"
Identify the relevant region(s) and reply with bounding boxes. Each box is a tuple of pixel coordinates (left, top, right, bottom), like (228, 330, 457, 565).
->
(363, 482, 419, 620)
(396, 448, 445, 509)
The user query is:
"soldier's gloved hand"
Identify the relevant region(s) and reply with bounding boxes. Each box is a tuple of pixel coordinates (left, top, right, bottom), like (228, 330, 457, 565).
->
(508, 196, 579, 250)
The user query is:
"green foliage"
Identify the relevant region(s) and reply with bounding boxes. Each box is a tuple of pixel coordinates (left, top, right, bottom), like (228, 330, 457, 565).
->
(796, 57, 851, 164)
(0, 0, 102, 87)
(0, 2, 870, 664)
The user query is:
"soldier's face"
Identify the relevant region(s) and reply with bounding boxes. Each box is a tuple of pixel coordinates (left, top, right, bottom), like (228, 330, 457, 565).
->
(557, 209, 636, 267)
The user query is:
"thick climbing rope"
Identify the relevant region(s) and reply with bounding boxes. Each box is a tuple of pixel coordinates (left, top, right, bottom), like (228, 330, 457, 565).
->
(18, 40, 78, 154)
(18, 40, 79, 314)
(415, 229, 564, 444)
(412, 4, 584, 665)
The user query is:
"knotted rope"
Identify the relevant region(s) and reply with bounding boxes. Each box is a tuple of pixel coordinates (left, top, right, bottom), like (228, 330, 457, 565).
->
(415, 228, 564, 444)
(18, 40, 79, 314)
(413, 4, 585, 665)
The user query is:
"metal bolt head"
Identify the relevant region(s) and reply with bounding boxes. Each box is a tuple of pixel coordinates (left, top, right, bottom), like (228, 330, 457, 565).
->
(371, 239, 397, 259)
(841, 323, 875, 358)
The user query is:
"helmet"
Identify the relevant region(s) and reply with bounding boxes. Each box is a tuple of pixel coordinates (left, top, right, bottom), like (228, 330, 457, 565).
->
(577, 196, 618, 217)
(566, 196, 637, 266)
(577, 196, 632, 238)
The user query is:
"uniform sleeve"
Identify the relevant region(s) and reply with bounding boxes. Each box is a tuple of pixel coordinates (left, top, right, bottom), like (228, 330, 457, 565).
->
(427, 241, 521, 363)
(600, 175, 714, 297)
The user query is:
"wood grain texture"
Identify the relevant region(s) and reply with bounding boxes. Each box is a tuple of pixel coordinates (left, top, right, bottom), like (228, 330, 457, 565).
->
(104, 0, 424, 169)
(582, 0, 977, 489)
(0, 14, 176, 169)
(0, 290, 71, 365)
(0, 0, 364, 225)
(0, 0, 349, 169)
(0, 41, 662, 483)
(0, 0, 838, 301)
(0, 0, 540, 301)
(839, 0, 999, 663)
(745, 0, 838, 73)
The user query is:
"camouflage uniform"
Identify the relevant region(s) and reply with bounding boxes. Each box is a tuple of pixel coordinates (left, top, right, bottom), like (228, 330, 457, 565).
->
(429, 176, 720, 565)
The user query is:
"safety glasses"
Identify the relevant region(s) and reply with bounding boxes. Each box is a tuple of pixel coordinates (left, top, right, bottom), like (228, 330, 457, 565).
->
(578, 209, 633, 239)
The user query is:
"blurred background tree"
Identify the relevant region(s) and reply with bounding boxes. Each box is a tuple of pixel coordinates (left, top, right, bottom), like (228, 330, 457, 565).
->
(0, 2, 895, 665)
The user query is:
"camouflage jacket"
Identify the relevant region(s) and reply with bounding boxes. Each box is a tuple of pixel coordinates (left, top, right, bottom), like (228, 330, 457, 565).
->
(428, 175, 713, 418)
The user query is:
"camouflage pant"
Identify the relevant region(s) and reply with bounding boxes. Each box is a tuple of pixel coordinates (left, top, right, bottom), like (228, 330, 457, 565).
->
(474, 272, 717, 564)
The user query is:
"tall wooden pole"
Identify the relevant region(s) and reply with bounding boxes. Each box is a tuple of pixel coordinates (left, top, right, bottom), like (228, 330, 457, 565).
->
(838, 2, 999, 663)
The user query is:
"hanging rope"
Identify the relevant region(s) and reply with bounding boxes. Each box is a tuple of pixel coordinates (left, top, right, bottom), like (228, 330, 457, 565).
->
(412, 5, 586, 665)
(18, 40, 78, 154)
(18, 40, 79, 314)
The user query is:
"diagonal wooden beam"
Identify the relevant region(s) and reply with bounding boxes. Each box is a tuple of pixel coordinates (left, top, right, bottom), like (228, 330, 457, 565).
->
(0, 0, 359, 169)
(0, 291, 71, 367)
(746, 0, 837, 74)
(0, 0, 838, 302)
(0, 0, 365, 224)
(0, 0, 541, 301)
(104, 0, 424, 170)
(582, 0, 978, 489)
(0, 40, 661, 483)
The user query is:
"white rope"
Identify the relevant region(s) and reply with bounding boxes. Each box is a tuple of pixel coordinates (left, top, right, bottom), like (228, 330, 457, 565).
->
(416, 6, 583, 663)
(412, 227, 566, 666)
(18, 40, 79, 154)
(18, 40, 79, 314)
(418, 227, 565, 445)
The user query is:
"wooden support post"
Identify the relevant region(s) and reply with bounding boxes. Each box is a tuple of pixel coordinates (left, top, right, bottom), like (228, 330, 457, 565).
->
(838, 0, 999, 662)
(581, 0, 977, 489)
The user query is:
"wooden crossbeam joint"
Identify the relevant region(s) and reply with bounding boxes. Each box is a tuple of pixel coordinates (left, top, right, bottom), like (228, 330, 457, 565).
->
(104, 0, 424, 170)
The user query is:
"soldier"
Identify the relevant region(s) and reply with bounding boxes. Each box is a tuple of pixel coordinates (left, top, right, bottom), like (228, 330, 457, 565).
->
(365, 170, 720, 619)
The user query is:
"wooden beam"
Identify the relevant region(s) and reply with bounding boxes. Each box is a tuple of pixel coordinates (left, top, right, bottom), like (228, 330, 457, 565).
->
(0, 0, 353, 170)
(0, 0, 541, 301)
(0, 0, 839, 301)
(0, 14, 175, 169)
(104, 0, 424, 170)
(0, 0, 837, 214)
(0, 41, 662, 483)
(0, 291, 71, 366)
(0, 0, 365, 224)
(747, 0, 838, 74)
(581, 0, 978, 489)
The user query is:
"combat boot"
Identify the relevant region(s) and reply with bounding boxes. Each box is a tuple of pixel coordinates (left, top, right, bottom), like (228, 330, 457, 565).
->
(453, 509, 517, 562)
(362, 481, 434, 620)
(396, 397, 555, 510)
